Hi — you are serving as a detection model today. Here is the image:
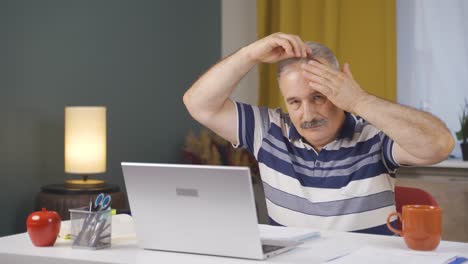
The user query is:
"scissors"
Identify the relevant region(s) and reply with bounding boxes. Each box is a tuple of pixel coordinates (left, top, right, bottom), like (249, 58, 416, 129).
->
(74, 193, 112, 247)
(93, 193, 112, 212)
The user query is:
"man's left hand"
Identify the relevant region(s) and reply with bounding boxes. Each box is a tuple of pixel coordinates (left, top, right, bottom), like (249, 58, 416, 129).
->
(301, 60, 367, 112)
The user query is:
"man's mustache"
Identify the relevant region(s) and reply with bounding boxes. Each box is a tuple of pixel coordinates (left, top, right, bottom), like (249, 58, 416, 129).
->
(300, 119, 327, 129)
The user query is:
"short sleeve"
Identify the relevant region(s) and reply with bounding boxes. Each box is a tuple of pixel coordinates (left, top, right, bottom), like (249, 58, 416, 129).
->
(233, 101, 270, 156)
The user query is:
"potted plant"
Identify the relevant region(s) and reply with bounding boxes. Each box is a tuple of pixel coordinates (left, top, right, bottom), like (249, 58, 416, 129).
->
(456, 100, 468, 161)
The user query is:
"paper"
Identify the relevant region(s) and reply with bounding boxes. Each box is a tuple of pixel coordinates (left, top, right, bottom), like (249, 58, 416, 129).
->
(258, 224, 320, 242)
(110, 214, 136, 238)
(326, 246, 460, 264)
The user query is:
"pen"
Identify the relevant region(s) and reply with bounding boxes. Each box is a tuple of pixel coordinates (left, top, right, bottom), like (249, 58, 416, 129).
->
(73, 199, 95, 246)
(88, 210, 111, 247)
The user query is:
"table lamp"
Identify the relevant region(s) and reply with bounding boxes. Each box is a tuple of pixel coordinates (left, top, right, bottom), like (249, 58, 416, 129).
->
(64, 106, 107, 189)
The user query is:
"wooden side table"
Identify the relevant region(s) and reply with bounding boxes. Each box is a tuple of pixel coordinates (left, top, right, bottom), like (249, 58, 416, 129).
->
(35, 184, 129, 220)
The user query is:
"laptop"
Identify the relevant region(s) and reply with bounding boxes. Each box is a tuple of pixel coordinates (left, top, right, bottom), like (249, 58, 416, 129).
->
(121, 162, 302, 260)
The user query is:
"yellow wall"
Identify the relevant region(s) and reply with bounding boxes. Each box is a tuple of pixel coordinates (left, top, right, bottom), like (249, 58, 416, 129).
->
(258, 0, 396, 108)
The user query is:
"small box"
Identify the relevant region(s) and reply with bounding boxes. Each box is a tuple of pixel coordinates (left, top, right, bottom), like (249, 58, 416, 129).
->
(69, 207, 112, 249)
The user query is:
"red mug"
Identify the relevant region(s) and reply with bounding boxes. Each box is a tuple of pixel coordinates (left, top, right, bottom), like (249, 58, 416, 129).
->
(387, 205, 442, 251)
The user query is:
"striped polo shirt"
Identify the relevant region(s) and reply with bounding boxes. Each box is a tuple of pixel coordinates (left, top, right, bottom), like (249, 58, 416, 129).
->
(234, 101, 399, 235)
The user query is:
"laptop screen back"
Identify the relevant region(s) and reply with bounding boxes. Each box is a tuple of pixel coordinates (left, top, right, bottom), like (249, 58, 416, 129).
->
(121, 162, 265, 259)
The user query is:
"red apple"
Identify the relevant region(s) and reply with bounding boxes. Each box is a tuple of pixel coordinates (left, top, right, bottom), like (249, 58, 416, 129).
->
(26, 208, 61, 247)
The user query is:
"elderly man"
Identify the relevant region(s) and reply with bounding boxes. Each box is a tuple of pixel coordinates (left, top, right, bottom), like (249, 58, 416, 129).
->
(183, 32, 454, 235)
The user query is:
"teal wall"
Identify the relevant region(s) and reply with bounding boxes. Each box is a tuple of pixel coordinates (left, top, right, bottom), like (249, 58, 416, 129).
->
(0, 0, 220, 236)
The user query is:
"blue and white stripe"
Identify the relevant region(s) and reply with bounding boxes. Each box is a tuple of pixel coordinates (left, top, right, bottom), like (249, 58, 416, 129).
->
(234, 101, 399, 235)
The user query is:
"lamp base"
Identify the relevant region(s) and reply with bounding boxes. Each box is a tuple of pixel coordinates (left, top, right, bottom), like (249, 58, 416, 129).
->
(41, 183, 120, 194)
(65, 179, 105, 189)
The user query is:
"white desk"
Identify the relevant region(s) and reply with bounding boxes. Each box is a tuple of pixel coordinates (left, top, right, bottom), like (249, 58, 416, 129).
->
(0, 228, 467, 264)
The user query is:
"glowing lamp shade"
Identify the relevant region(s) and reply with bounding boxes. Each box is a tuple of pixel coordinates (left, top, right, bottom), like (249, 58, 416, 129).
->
(65, 107, 106, 184)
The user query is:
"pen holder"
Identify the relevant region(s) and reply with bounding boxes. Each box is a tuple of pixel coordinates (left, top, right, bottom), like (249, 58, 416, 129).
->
(69, 207, 112, 250)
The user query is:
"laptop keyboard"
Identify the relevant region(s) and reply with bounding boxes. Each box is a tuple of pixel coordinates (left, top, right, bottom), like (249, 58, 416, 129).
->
(262, 244, 285, 254)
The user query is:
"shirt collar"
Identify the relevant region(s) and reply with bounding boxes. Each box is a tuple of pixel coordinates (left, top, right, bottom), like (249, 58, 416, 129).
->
(288, 112, 356, 141)
(288, 123, 302, 141)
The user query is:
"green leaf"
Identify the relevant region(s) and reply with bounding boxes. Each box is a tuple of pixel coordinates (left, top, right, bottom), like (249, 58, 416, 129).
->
(456, 100, 468, 142)
(456, 130, 463, 141)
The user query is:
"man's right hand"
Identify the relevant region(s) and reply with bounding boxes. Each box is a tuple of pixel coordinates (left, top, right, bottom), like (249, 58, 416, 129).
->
(245, 32, 312, 64)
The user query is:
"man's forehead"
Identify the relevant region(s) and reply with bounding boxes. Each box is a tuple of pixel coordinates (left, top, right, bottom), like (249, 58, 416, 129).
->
(280, 75, 322, 99)
(280, 57, 330, 81)
(279, 57, 331, 95)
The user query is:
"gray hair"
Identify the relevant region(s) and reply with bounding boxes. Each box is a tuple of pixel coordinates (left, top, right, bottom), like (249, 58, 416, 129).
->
(277, 41, 339, 78)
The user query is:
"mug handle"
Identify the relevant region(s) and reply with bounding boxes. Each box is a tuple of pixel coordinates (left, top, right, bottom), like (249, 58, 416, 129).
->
(386, 212, 402, 236)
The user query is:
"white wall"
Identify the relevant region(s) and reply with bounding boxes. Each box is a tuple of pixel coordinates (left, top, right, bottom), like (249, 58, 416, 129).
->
(397, 0, 468, 158)
(221, 0, 258, 105)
